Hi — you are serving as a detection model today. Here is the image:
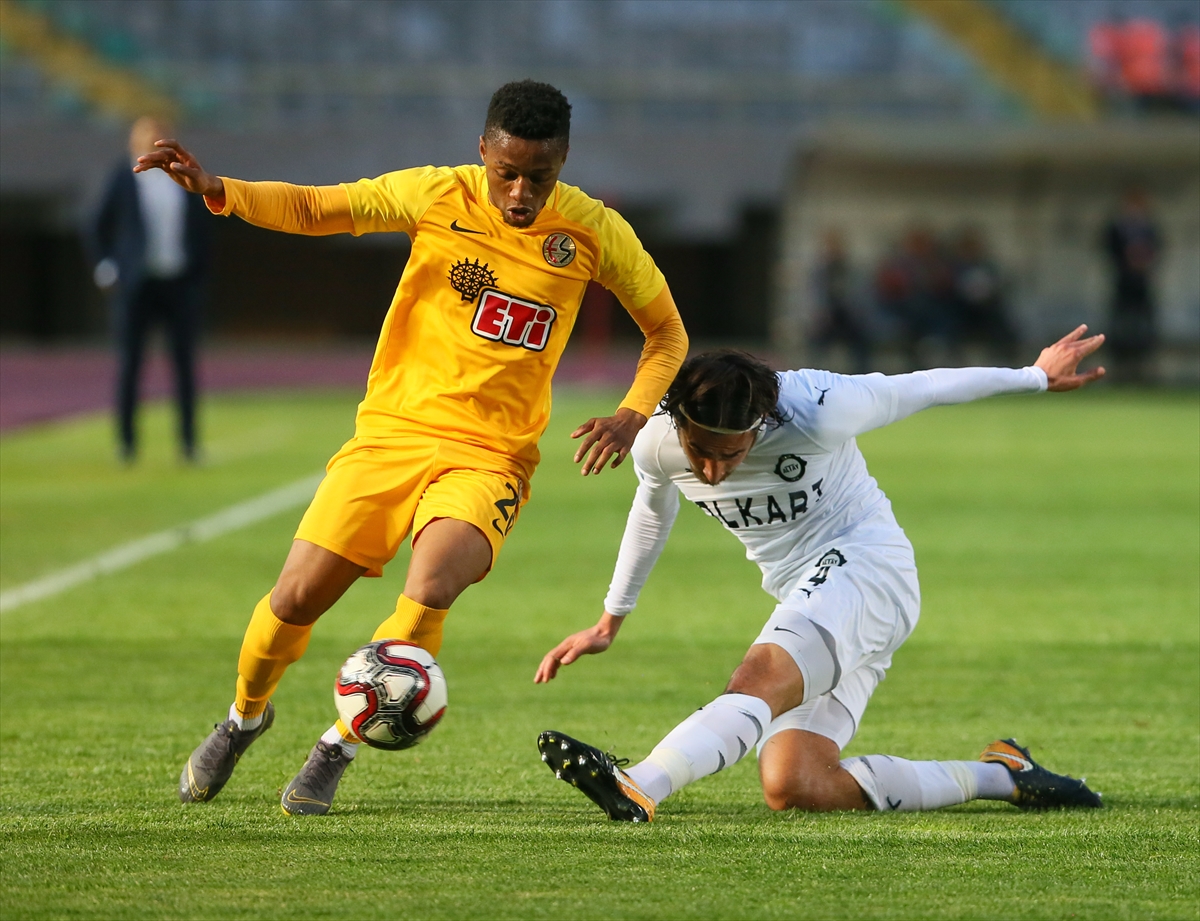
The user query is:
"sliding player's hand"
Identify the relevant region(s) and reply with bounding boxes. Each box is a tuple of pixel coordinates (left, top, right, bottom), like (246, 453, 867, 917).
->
(571, 407, 647, 475)
(133, 139, 224, 199)
(534, 613, 624, 683)
(1035, 325, 1106, 391)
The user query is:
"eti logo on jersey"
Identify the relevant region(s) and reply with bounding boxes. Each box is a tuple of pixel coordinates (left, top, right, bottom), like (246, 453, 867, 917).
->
(471, 288, 557, 351)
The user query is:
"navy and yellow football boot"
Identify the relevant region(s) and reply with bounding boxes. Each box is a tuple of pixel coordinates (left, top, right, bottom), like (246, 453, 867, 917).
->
(980, 738, 1102, 810)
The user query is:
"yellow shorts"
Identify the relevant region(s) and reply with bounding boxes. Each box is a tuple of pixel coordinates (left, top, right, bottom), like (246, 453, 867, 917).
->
(294, 435, 531, 578)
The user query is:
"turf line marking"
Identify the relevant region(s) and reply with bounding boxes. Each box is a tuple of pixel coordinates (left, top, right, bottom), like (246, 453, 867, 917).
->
(0, 473, 323, 615)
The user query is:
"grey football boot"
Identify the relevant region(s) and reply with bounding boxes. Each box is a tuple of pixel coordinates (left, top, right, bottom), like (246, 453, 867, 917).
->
(280, 741, 353, 816)
(179, 702, 275, 803)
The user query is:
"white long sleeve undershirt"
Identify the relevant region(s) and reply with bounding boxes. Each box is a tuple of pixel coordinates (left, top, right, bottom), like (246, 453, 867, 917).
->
(602, 365, 1047, 616)
(602, 478, 680, 615)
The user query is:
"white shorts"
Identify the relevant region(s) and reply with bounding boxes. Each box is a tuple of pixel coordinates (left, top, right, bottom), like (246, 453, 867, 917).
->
(752, 535, 920, 753)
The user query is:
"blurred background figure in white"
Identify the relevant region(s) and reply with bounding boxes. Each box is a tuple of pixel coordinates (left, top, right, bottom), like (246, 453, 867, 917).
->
(89, 116, 212, 463)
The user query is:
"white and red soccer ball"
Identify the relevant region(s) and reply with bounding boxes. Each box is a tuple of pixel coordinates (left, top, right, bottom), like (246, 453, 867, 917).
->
(334, 640, 447, 751)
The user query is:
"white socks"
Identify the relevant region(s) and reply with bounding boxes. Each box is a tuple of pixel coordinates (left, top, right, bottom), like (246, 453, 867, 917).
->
(320, 724, 359, 759)
(610, 692, 1018, 815)
(229, 703, 263, 732)
(625, 693, 774, 805)
(228, 706, 358, 758)
(970, 760, 1020, 800)
(841, 755, 1015, 811)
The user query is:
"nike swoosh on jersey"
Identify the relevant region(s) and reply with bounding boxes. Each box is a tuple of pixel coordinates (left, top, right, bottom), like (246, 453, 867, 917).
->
(450, 220, 485, 235)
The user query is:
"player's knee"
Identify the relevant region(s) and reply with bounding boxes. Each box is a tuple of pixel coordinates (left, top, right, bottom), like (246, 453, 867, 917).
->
(402, 572, 459, 610)
(760, 769, 837, 812)
(269, 578, 325, 625)
(760, 759, 805, 811)
(759, 757, 848, 812)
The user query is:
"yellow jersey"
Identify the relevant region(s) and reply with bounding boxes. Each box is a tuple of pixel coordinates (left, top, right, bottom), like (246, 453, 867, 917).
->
(339, 165, 665, 467)
(214, 164, 684, 471)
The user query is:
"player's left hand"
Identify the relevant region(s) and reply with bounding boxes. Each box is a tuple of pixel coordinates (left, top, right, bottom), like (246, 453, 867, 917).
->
(571, 407, 647, 475)
(534, 613, 624, 683)
(1035, 325, 1106, 391)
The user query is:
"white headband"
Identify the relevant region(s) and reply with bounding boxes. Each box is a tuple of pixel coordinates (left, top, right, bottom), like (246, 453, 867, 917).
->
(678, 408, 763, 436)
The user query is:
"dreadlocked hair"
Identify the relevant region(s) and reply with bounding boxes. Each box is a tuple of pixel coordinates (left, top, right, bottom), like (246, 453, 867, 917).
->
(661, 349, 785, 433)
(484, 80, 571, 147)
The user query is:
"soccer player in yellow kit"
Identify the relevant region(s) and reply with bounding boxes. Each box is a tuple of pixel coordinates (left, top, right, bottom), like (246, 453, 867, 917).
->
(138, 81, 688, 815)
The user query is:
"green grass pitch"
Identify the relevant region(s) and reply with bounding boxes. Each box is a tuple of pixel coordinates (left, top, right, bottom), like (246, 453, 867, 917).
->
(1, 386, 1197, 920)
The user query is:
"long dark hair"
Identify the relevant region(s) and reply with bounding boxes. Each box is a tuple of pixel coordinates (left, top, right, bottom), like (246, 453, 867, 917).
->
(661, 349, 785, 432)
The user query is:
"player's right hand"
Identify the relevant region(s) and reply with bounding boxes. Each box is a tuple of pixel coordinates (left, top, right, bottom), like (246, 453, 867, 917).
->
(1034, 325, 1106, 391)
(133, 139, 224, 199)
(534, 613, 624, 683)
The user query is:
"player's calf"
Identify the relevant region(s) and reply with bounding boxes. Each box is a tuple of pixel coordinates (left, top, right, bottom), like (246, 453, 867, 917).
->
(724, 642, 807, 717)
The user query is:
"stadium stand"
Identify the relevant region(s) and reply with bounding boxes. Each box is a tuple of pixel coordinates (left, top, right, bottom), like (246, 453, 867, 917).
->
(1, 0, 1196, 362)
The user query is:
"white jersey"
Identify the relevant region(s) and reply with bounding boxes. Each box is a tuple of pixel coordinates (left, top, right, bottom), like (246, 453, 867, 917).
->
(603, 365, 1048, 614)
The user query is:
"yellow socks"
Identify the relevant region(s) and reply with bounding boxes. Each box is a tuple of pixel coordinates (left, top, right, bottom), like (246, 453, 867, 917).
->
(332, 595, 449, 743)
(232, 594, 449, 742)
(371, 594, 449, 656)
(234, 593, 313, 720)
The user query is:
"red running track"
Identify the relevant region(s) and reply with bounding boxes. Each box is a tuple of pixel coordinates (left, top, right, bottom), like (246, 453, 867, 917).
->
(0, 344, 642, 433)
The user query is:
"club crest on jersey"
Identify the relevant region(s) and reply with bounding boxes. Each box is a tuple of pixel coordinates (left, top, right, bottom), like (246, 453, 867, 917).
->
(448, 258, 498, 302)
(542, 232, 576, 267)
(471, 288, 557, 351)
(808, 548, 847, 586)
(774, 454, 807, 482)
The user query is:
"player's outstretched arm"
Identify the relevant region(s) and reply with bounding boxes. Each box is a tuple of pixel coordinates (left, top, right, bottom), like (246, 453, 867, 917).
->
(1034, 325, 1106, 391)
(534, 612, 625, 683)
(133, 139, 224, 198)
(135, 138, 354, 235)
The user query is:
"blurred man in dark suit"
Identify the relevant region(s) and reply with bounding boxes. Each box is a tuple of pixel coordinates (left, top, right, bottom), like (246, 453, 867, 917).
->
(90, 116, 212, 462)
(1103, 187, 1161, 383)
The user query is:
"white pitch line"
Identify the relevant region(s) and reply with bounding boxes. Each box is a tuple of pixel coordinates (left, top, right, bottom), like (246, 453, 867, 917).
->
(0, 473, 323, 615)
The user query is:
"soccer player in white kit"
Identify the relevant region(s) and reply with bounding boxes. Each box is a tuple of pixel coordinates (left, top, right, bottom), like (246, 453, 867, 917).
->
(535, 327, 1106, 821)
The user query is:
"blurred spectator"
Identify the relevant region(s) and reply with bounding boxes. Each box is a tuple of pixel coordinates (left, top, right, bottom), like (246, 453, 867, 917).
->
(1088, 18, 1200, 112)
(1102, 187, 1161, 382)
(949, 228, 1018, 365)
(89, 116, 211, 463)
(1179, 24, 1200, 113)
(810, 229, 871, 373)
(1120, 19, 1172, 110)
(1088, 21, 1123, 95)
(874, 226, 955, 366)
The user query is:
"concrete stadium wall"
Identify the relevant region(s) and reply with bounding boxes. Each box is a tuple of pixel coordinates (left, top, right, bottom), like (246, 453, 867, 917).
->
(775, 121, 1200, 370)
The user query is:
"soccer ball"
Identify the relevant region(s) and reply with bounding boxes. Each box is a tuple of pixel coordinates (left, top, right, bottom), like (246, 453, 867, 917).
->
(334, 640, 447, 750)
